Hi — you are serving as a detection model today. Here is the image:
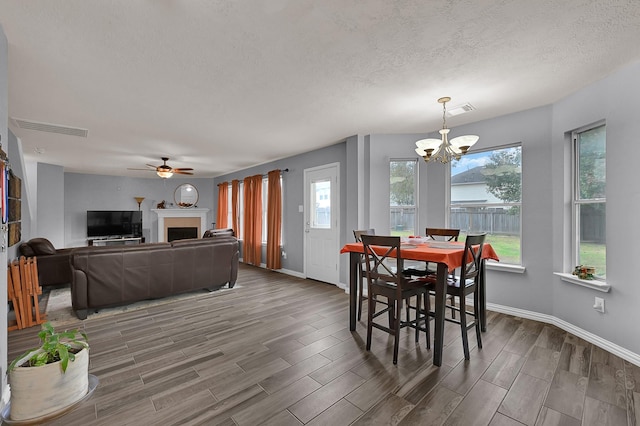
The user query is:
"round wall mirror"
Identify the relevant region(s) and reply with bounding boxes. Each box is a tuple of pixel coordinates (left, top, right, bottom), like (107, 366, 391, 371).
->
(174, 183, 199, 208)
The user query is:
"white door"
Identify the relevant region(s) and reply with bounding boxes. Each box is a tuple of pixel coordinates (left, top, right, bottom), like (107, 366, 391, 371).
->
(304, 163, 340, 285)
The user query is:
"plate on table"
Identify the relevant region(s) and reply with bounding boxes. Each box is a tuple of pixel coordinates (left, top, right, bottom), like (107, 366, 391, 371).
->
(427, 242, 459, 249)
(401, 244, 419, 249)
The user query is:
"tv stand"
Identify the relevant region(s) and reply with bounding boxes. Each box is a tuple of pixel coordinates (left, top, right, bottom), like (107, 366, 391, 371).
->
(88, 237, 143, 246)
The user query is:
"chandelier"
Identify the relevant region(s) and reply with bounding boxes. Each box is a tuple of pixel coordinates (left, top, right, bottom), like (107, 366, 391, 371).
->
(415, 97, 479, 164)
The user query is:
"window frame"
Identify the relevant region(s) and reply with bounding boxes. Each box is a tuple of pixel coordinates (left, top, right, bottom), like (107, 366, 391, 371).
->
(389, 158, 418, 236)
(448, 143, 523, 266)
(571, 122, 606, 279)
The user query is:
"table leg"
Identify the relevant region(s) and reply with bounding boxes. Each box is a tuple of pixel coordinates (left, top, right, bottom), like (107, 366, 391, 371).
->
(479, 259, 487, 332)
(349, 251, 359, 331)
(433, 262, 447, 367)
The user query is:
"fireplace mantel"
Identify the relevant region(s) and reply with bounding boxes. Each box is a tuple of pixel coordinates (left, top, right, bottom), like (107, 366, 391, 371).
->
(151, 208, 210, 242)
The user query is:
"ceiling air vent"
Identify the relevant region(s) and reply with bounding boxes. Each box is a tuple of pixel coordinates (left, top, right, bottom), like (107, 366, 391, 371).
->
(11, 117, 88, 137)
(447, 103, 475, 117)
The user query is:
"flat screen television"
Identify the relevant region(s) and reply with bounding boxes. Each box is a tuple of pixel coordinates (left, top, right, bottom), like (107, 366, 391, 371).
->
(87, 210, 142, 238)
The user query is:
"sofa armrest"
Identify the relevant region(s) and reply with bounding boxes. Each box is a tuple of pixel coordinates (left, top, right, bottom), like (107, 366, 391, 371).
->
(34, 249, 73, 286)
(70, 268, 89, 319)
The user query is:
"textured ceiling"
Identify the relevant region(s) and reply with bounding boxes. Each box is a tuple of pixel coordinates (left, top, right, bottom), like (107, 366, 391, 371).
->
(1, 1, 639, 178)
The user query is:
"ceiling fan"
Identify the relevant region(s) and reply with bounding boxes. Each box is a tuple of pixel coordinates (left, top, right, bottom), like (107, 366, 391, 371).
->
(129, 157, 194, 178)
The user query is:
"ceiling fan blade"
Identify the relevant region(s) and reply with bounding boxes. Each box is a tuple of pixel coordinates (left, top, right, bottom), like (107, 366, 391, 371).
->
(145, 164, 160, 169)
(127, 168, 155, 171)
(173, 170, 194, 175)
(172, 167, 194, 172)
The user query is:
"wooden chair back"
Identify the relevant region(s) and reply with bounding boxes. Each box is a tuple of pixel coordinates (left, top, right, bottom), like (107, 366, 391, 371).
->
(353, 229, 375, 242)
(360, 235, 404, 293)
(460, 233, 486, 284)
(425, 227, 460, 241)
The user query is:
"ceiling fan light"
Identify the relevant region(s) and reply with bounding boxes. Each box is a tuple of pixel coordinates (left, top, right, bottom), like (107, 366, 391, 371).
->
(157, 170, 173, 178)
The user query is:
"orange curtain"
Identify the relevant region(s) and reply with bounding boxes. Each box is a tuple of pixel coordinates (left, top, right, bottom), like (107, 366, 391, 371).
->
(216, 182, 229, 229)
(242, 175, 262, 266)
(231, 179, 240, 238)
(266, 170, 282, 269)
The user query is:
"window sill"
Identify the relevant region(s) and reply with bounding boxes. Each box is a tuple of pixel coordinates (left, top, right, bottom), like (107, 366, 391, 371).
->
(554, 272, 610, 292)
(486, 262, 525, 274)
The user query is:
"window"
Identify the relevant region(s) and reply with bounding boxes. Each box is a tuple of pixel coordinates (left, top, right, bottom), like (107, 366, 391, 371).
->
(573, 124, 606, 278)
(226, 182, 244, 238)
(450, 145, 522, 265)
(390, 159, 417, 236)
(227, 175, 283, 243)
(311, 178, 331, 229)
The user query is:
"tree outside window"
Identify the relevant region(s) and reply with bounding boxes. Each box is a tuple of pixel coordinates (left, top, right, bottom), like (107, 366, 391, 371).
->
(574, 125, 606, 278)
(450, 145, 522, 265)
(390, 160, 417, 236)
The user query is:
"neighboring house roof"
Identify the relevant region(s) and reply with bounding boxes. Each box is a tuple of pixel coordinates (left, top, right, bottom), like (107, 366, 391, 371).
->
(451, 166, 486, 185)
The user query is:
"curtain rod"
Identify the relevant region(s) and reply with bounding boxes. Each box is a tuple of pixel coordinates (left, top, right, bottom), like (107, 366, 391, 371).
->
(253, 168, 289, 178)
(219, 168, 289, 186)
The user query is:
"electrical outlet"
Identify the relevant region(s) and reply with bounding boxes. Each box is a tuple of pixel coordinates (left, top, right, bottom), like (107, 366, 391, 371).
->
(593, 297, 605, 313)
(282, 251, 287, 259)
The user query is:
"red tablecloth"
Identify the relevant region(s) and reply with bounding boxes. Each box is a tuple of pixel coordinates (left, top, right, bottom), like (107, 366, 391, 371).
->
(340, 241, 499, 271)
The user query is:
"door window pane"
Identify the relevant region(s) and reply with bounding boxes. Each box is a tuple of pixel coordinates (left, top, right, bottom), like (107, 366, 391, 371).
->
(311, 179, 331, 229)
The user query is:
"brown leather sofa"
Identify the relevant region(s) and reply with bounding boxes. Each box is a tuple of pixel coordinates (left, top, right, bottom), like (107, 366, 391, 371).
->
(69, 235, 239, 319)
(18, 238, 73, 287)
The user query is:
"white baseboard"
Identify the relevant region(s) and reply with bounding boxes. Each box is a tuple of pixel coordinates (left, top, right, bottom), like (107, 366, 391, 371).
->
(277, 268, 306, 279)
(487, 302, 640, 367)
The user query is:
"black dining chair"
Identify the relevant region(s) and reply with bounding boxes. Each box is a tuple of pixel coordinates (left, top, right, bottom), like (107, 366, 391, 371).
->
(353, 229, 376, 321)
(403, 227, 460, 321)
(361, 235, 432, 364)
(424, 233, 486, 360)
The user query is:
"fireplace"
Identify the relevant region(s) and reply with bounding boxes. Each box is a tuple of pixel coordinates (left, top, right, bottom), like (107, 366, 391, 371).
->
(167, 227, 198, 242)
(151, 208, 210, 242)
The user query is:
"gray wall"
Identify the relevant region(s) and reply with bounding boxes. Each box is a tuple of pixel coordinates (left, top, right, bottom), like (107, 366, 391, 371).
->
(360, 63, 640, 355)
(551, 61, 640, 354)
(37, 163, 65, 247)
(63, 173, 214, 247)
(212, 142, 347, 274)
(206, 61, 640, 357)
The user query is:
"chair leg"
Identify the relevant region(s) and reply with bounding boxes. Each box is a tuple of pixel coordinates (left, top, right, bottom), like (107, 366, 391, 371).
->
(393, 299, 401, 365)
(424, 292, 431, 349)
(357, 271, 364, 321)
(449, 295, 456, 319)
(474, 291, 483, 349)
(366, 291, 374, 352)
(414, 294, 420, 343)
(459, 295, 470, 360)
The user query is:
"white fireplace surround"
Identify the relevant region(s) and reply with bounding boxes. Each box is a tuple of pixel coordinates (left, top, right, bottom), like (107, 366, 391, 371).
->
(152, 208, 210, 242)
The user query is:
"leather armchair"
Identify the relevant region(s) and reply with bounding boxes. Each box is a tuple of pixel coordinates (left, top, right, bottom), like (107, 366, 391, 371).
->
(18, 238, 73, 287)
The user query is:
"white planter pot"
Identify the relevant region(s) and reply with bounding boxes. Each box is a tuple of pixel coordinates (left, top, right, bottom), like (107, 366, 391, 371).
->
(8, 348, 89, 421)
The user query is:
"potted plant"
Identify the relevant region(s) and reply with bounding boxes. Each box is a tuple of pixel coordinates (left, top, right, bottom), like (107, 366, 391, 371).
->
(7, 321, 90, 422)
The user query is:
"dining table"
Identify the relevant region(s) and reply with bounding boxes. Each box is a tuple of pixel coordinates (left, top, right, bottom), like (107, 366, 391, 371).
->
(340, 238, 499, 366)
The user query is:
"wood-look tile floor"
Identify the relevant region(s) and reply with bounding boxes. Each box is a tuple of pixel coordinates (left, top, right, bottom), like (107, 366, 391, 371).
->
(7, 264, 639, 425)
